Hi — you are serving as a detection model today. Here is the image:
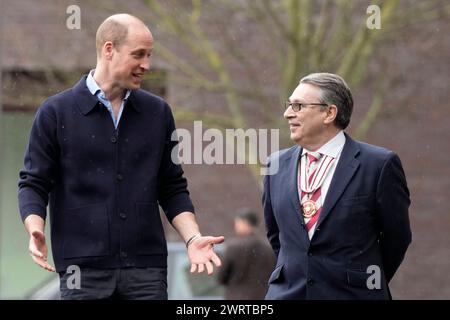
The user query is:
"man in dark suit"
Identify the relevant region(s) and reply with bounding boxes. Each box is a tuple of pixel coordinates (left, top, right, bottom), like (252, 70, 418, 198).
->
(18, 14, 224, 300)
(263, 72, 411, 299)
(217, 209, 276, 299)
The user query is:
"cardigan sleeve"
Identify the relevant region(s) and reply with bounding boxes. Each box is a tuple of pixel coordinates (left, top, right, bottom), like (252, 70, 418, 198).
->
(156, 103, 195, 222)
(18, 104, 59, 222)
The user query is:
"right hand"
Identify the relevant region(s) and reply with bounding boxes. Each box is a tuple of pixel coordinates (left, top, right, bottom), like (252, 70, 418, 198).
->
(188, 235, 225, 275)
(29, 230, 55, 272)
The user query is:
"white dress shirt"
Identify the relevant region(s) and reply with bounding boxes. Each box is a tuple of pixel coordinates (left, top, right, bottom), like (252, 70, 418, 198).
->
(300, 131, 346, 239)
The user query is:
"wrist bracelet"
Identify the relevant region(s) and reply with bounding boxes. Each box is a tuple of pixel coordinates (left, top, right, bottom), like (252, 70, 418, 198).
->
(186, 233, 201, 248)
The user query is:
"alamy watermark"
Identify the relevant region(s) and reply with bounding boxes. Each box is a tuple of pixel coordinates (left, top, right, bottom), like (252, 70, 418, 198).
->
(65, 4, 380, 31)
(66, 5, 81, 30)
(171, 121, 280, 175)
(66, 264, 81, 289)
(366, 5, 381, 30)
(366, 265, 381, 290)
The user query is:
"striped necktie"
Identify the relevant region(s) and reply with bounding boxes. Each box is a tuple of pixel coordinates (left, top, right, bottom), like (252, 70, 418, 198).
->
(301, 152, 322, 233)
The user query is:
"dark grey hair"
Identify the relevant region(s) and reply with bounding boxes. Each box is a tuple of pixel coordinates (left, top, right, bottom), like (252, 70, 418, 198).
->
(300, 73, 353, 129)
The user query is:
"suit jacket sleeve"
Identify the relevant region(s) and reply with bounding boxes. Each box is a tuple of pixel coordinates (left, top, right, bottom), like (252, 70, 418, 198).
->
(263, 163, 280, 257)
(376, 152, 412, 282)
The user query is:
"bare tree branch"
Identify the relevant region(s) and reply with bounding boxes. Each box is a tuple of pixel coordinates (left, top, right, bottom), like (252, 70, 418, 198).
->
(354, 71, 390, 140)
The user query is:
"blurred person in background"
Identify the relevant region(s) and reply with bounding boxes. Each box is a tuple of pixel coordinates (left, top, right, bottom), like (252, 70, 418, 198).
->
(217, 209, 275, 299)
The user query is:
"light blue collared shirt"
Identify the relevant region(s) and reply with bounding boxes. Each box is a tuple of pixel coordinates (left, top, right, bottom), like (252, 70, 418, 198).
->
(86, 70, 131, 129)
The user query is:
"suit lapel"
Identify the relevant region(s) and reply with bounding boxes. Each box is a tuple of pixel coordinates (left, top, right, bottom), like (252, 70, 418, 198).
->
(315, 135, 360, 230)
(287, 146, 302, 216)
(285, 146, 312, 244)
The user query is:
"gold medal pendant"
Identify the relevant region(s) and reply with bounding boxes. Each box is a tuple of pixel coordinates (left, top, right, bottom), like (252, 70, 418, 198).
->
(302, 200, 317, 218)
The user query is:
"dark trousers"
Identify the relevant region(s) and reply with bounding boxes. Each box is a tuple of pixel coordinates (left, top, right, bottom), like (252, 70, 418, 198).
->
(59, 267, 167, 300)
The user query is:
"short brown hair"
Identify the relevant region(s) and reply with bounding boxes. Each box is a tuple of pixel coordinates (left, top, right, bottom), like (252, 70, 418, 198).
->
(237, 208, 259, 227)
(95, 18, 129, 56)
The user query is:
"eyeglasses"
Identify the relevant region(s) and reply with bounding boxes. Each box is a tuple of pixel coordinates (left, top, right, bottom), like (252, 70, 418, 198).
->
(285, 101, 328, 112)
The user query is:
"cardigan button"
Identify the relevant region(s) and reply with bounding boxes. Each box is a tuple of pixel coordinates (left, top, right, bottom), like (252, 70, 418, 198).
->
(116, 174, 123, 181)
(119, 212, 127, 219)
(110, 136, 117, 143)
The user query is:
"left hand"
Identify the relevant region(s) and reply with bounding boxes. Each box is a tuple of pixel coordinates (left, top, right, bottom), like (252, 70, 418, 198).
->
(187, 235, 225, 275)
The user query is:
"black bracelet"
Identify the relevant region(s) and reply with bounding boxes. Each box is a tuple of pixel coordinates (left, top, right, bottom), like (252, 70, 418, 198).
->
(186, 234, 201, 248)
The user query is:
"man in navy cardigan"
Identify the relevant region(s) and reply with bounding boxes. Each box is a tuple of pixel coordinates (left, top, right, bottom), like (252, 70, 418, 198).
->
(18, 14, 224, 299)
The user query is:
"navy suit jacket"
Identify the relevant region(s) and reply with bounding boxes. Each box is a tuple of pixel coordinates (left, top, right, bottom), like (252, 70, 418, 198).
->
(263, 134, 411, 299)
